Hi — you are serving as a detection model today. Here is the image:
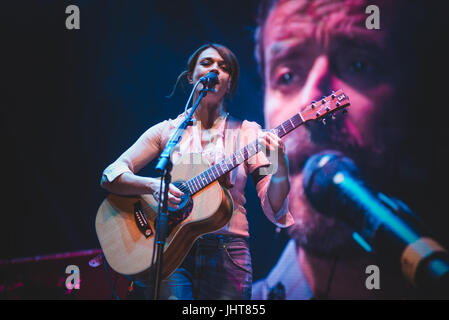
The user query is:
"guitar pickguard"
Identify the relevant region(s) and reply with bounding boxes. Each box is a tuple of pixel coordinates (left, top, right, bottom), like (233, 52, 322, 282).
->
(166, 194, 194, 234)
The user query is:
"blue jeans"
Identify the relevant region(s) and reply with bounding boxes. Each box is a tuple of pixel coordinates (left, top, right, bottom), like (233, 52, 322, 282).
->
(128, 234, 252, 300)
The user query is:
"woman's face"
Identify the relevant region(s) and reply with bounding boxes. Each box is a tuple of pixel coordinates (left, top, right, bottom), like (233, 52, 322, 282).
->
(190, 47, 232, 104)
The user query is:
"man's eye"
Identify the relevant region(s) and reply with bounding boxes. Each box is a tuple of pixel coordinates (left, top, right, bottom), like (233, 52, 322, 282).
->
(347, 59, 375, 74)
(334, 50, 380, 76)
(332, 52, 383, 88)
(279, 71, 294, 84)
(273, 68, 300, 89)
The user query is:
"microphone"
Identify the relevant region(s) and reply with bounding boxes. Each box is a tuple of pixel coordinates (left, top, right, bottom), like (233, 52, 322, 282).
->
(302, 150, 449, 297)
(199, 71, 219, 90)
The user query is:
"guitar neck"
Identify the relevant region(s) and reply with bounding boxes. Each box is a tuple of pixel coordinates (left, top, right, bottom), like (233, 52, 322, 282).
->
(182, 112, 306, 195)
(181, 89, 350, 195)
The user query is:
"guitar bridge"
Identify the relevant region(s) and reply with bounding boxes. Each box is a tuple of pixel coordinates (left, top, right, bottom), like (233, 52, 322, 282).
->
(134, 201, 153, 238)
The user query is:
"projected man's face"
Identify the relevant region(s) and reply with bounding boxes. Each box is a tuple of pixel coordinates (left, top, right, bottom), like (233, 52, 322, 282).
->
(261, 0, 409, 255)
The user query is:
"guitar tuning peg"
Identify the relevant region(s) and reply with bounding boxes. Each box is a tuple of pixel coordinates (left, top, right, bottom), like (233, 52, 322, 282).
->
(331, 91, 336, 99)
(331, 114, 336, 120)
(322, 118, 327, 125)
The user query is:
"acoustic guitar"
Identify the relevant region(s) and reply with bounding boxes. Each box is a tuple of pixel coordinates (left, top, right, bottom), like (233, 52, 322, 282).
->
(95, 90, 350, 279)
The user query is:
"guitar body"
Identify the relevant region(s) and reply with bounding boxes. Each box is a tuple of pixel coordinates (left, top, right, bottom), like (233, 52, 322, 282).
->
(95, 153, 234, 279)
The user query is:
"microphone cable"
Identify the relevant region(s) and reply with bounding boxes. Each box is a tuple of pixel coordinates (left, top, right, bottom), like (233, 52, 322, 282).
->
(103, 260, 120, 300)
(184, 79, 202, 119)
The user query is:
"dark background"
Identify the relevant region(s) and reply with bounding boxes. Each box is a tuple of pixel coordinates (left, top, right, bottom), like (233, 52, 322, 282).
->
(2, 0, 290, 282)
(2, 0, 449, 296)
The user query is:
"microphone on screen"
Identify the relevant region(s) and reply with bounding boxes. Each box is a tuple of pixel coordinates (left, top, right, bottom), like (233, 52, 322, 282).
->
(302, 150, 449, 297)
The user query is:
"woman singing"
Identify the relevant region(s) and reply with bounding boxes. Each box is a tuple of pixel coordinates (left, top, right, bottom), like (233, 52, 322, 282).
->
(100, 43, 293, 300)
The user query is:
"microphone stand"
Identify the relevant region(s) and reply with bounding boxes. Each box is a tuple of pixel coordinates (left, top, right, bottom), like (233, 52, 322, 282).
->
(151, 81, 210, 300)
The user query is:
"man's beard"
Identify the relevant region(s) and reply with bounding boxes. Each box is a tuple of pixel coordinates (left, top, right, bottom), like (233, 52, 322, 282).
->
(287, 172, 361, 257)
(285, 116, 397, 257)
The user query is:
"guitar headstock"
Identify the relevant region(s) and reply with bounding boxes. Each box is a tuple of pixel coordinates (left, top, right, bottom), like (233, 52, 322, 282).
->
(300, 89, 350, 123)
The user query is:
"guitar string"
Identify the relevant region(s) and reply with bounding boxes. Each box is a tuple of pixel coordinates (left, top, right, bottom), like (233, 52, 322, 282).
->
(170, 115, 301, 197)
(147, 107, 320, 211)
(140, 113, 305, 212)
(135, 95, 344, 218)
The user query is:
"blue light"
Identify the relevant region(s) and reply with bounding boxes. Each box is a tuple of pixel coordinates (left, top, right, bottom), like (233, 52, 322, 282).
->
(352, 232, 373, 252)
(428, 259, 449, 278)
(337, 172, 420, 245)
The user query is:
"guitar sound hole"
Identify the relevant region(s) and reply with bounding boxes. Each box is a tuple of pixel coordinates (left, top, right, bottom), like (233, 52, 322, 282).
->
(166, 181, 193, 231)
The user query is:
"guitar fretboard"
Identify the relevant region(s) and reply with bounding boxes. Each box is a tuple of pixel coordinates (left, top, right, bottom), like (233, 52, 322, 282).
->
(179, 112, 305, 195)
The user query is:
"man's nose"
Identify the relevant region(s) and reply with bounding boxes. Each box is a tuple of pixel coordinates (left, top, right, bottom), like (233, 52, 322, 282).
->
(299, 55, 333, 106)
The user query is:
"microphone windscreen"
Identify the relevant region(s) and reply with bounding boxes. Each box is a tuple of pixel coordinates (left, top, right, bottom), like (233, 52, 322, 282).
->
(205, 72, 219, 85)
(302, 150, 359, 216)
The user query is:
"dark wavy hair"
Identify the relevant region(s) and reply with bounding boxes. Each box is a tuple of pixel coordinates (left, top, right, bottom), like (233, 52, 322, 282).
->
(167, 43, 240, 99)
